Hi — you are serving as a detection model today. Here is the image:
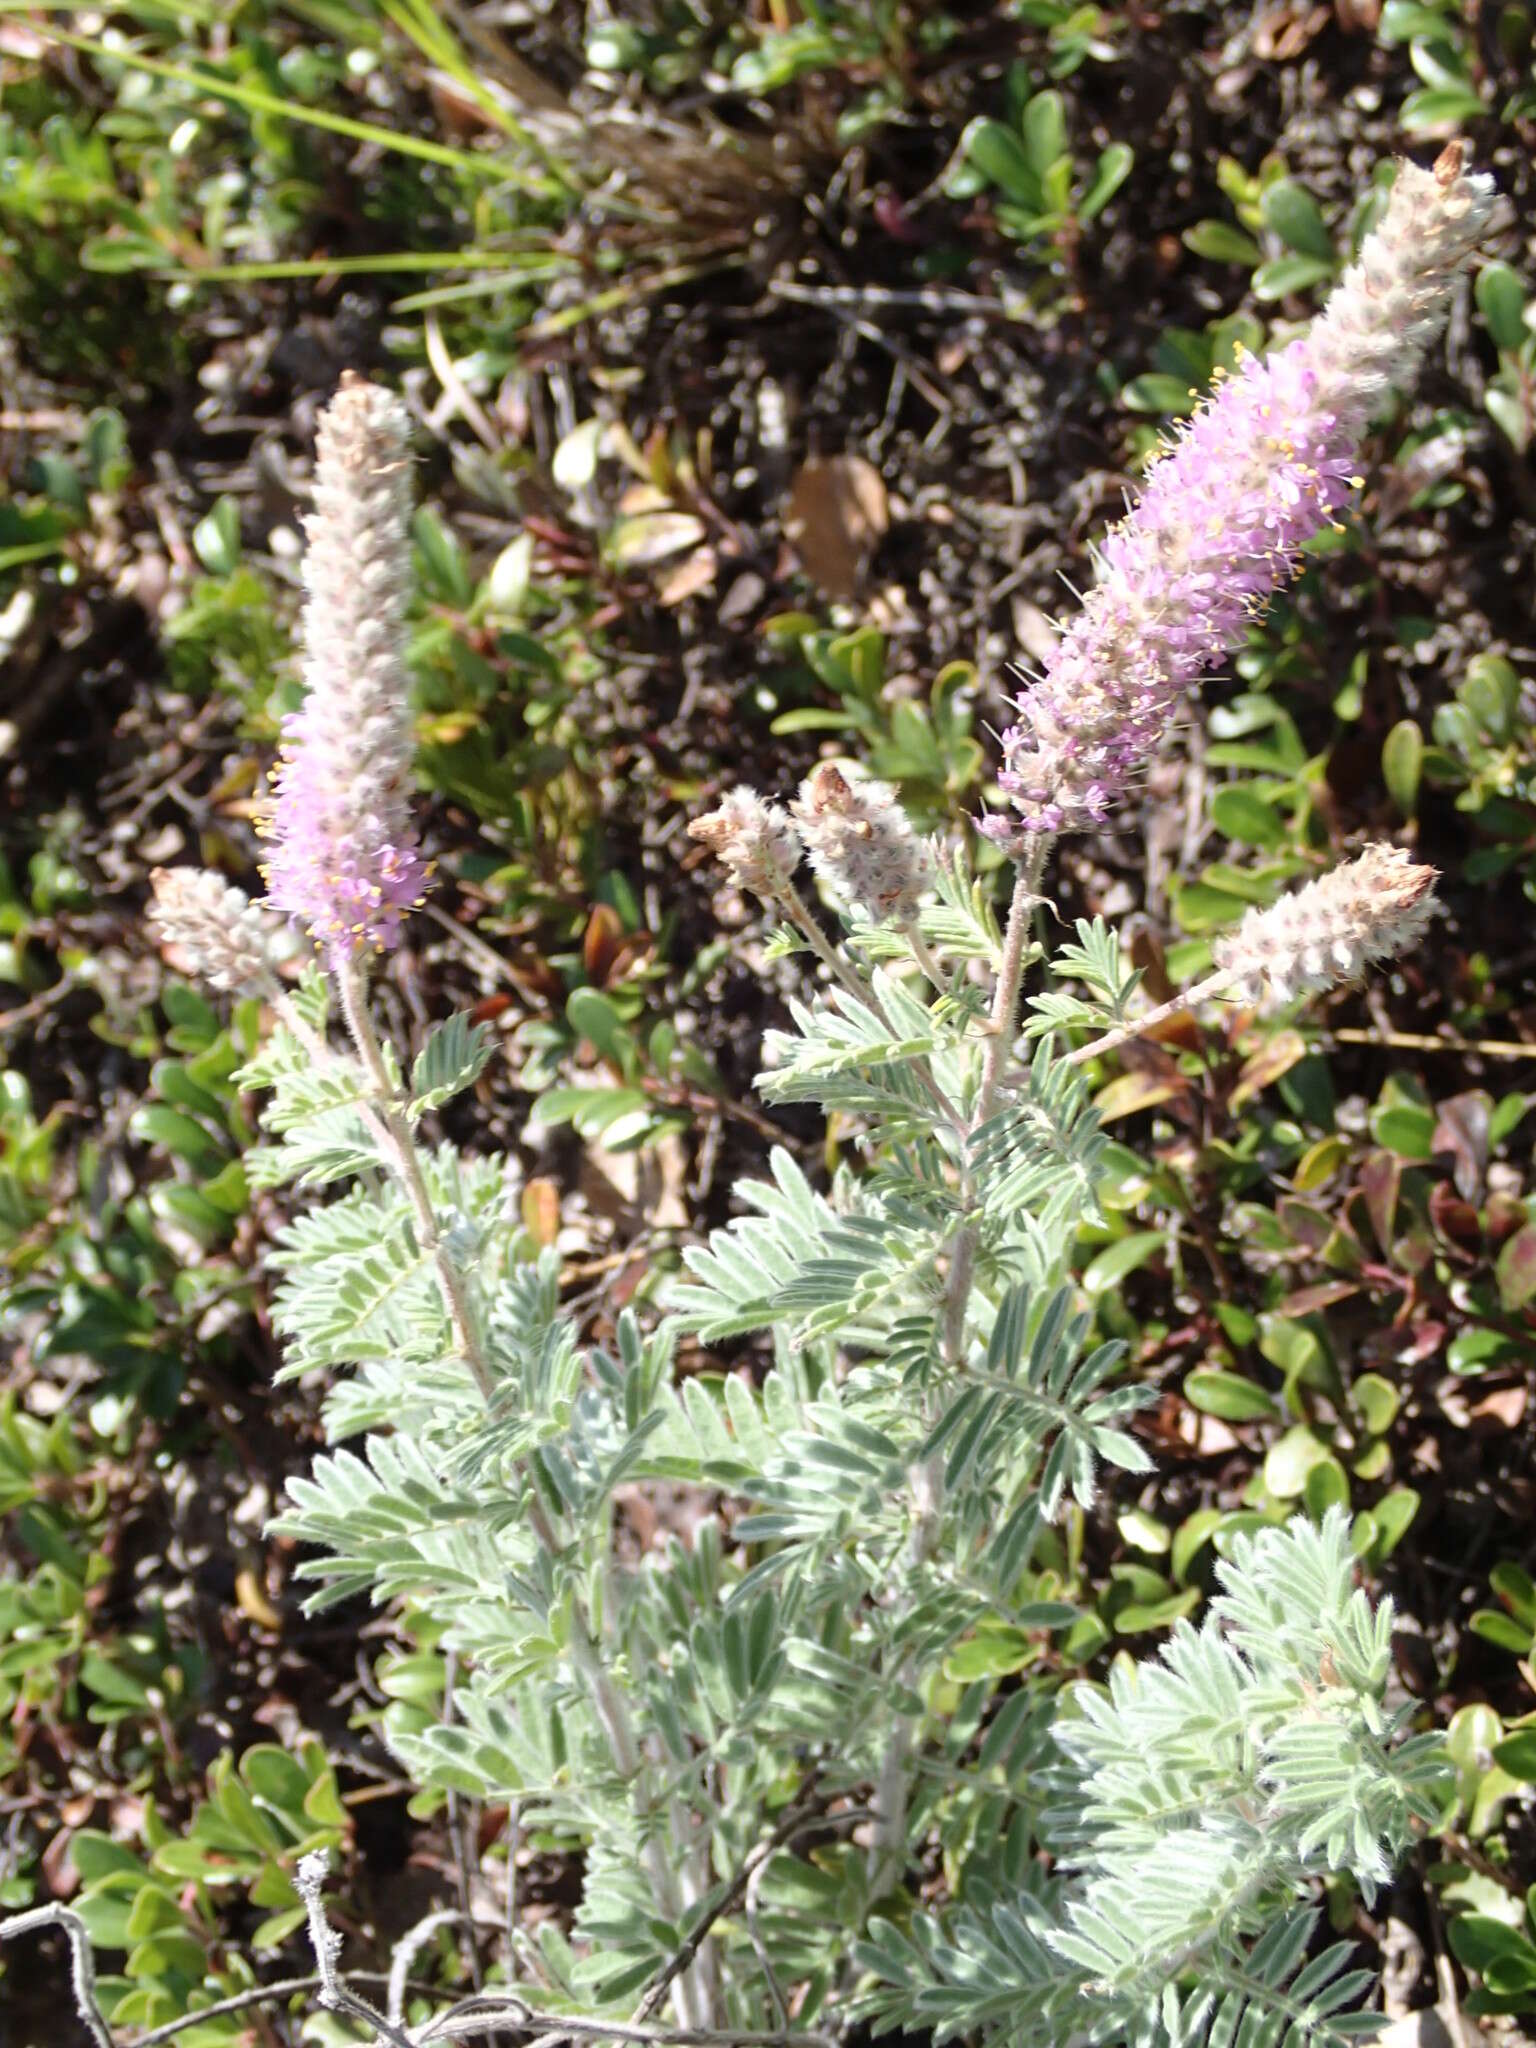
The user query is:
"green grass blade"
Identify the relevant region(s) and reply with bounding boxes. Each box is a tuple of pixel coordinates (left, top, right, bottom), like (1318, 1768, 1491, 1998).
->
(38, 24, 555, 186)
(153, 249, 568, 284)
(0, 540, 70, 572)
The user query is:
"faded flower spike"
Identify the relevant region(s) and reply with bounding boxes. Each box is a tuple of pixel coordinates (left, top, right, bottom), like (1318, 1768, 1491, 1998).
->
(688, 789, 802, 900)
(791, 762, 932, 922)
(988, 144, 1495, 839)
(262, 374, 429, 958)
(149, 867, 285, 996)
(1214, 844, 1437, 1007)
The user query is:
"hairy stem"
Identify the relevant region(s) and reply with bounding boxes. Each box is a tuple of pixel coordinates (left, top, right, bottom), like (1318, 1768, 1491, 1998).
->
(569, 1630, 713, 2029)
(869, 846, 1050, 1898)
(334, 956, 495, 1401)
(780, 883, 967, 1136)
(1061, 966, 1234, 1067)
(328, 963, 715, 2027)
(941, 844, 1048, 1365)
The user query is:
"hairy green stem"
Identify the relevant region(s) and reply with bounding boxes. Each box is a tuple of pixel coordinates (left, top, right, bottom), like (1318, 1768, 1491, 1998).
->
(330, 962, 714, 2027)
(780, 883, 967, 1137)
(869, 846, 1050, 1899)
(940, 845, 1048, 1365)
(1061, 967, 1234, 1067)
(334, 958, 494, 1401)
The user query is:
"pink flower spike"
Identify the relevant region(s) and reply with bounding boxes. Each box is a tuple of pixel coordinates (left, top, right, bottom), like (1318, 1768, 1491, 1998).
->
(262, 374, 429, 959)
(988, 144, 1495, 842)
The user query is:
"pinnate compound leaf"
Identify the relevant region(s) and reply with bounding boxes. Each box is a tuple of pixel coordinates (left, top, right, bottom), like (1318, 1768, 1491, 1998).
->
(411, 1012, 493, 1113)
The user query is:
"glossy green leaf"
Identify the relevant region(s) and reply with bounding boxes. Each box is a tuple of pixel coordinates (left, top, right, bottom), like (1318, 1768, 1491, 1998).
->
(1477, 261, 1531, 352)
(1184, 1368, 1277, 1422)
(1260, 179, 1334, 260)
(1381, 720, 1424, 817)
(1182, 219, 1263, 265)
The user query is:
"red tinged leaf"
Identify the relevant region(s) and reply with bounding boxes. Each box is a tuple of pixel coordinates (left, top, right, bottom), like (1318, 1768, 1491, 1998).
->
(1275, 1280, 1362, 1318)
(582, 903, 627, 986)
(1428, 1180, 1482, 1255)
(1432, 1089, 1491, 1202)
(1485, 1192, 1529, 1245)
(1357, 1150, 1401, 1259)
(469, 993, 514, 1024)
(1496, 1224, 1536, 1313)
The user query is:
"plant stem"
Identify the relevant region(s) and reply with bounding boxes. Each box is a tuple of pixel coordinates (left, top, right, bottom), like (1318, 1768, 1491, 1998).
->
(327, 964, 715, 2026)
(870, 845, 1050, 1898)
(1061, 967, 1234, 1067)
(780, 884, 966, 1136)
(941, 846, 1048, 1365)
(904, 923, 947, 991)
(334, 957, 495, 1401)
(568, 1630, 713, 2029)
(780, 881, 876, 1006)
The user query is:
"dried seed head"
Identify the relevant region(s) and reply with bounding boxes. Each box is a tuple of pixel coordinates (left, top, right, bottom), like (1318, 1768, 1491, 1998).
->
(791, 763, 931, 923)
(1214, 845, 1437, 1007)
(150, 867, 285, 995)
(688, 788, 801, 899)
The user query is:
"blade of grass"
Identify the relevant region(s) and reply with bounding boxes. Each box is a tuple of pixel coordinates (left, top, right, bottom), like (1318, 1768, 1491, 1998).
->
(0, 0, 222, 24)
(0, 540, 69, 572)
(523, 256, 750, 339)
(272, 0, 387, 46)
(374, 0, 523, 143)
(154, 249, 572, 284)
(38, 24, 556, 186)
(389, 272, 570, 311)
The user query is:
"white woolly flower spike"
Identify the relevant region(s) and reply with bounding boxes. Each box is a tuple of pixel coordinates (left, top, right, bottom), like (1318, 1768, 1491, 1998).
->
(688, 788, 802, 900)
(1214, 845, 1437, 1007)
(149, 867, 286, 996)
(261, 374, 428, 958)
(790, 763, 932, 923)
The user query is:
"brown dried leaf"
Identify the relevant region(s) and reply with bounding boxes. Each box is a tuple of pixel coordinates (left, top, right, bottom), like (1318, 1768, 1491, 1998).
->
(522, 1177, 561, 1248)
(583, 903, 626, 985)
(235, 1565, 281, 1632)
(1252, 1, 1330, 57)
(784, 454, 889, 601)
(1230, 1027, 1307, 1110)
(657, 545, 719, 606)
(1469, 1384, 1528, 1431)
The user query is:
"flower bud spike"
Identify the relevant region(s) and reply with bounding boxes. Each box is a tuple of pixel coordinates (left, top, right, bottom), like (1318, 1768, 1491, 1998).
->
(688, 789, 802, 901)
(263, 373, 429, 960)
(1214, 845, 1437, 1008)
(791, 763, 932, 924)
(149, 867, 286, 996)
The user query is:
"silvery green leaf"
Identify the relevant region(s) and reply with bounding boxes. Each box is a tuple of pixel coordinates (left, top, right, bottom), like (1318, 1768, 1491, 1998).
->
(410, 1011, 493, 1114)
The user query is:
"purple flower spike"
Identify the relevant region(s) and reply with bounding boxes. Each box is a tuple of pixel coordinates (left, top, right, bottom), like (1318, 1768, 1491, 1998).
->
(263, 374, 429, 957)
(987, 144, 1495, 842)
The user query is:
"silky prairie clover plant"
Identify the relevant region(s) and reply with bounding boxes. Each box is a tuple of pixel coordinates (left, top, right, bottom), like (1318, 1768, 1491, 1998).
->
(116, 146, 1488, 2048)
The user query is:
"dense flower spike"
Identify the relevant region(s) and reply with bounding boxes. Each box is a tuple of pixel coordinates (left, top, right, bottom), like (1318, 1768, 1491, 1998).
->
(791, 763, 932, 922)
(687, 788, 802, 899)
(262, 374, 429, 956)
(1214, 844, 1437, 1006)
(149, 867, 285, 995)
(987, 144, 1495, 839)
